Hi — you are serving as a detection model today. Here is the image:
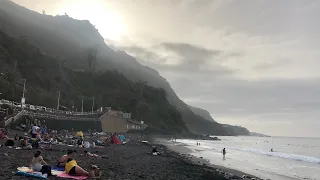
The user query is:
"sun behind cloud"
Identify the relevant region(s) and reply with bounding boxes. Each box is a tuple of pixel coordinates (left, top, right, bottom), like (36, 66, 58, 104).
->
(56, 0, 127, 41)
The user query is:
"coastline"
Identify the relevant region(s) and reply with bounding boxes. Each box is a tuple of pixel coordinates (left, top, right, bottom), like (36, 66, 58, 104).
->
(1, 131, 303, 180)
(0, 132, 252, 180)
(154, 138, 264, 180)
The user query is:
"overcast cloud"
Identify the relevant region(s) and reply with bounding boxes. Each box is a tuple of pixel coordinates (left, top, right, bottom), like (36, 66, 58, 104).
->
(13, 0, 320, 137)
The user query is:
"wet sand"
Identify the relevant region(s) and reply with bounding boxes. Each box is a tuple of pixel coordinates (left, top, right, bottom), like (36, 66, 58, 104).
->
(155, 138, 263, 180)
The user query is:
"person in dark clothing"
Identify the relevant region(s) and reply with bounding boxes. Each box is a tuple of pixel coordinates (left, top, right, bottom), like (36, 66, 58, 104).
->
(221, 148, 226, 159)
(151, 146, 161, 155)
(77, 136, 83, 146)
(5, 139, 14, 146)
(31, 139, 40, 148)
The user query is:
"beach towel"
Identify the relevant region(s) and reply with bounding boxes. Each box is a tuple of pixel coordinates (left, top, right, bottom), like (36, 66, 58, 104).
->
(17, 166, 63, 176)
(57, 172, 88, 180)
(17, 167, 32, 172)
(15, 171, 47, 179)
(52, 166, 65, 171)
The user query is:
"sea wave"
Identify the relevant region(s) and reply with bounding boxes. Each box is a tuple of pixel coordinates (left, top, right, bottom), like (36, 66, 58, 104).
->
(231, 147, 320, 164)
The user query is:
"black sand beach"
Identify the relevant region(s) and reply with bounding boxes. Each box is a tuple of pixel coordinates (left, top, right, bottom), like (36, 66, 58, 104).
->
(0, 132, 261, 180)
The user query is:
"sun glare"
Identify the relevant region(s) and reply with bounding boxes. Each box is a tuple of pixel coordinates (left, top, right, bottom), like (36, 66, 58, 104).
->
(57, 0, 127, 41)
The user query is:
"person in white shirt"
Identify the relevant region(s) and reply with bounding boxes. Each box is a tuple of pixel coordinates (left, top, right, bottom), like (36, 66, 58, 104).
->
(31, 125, 40, 138)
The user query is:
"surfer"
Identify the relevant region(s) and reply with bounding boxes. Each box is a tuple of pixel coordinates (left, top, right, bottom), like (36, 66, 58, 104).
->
(271, 148, 274, 152)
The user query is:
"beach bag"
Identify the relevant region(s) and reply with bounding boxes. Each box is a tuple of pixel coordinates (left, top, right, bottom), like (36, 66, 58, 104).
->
(40, 165, 52, 176)
(31, 139, 39, 148)
(5, 139, 14, 146)
(84, 141, 90, 148)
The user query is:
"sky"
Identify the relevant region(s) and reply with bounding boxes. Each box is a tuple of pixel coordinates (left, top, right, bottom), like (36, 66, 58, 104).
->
(12, 0, 320, 137)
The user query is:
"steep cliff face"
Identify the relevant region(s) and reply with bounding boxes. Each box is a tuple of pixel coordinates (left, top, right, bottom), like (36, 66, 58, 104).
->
(188, 105, 215, 122)
(0, 0, 238, 135)
(222, 124, 250, 136)
(0, 31, 188, 133)
(189, 106, 250, 135)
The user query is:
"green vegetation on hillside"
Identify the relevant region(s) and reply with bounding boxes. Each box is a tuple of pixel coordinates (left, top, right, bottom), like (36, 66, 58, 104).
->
(0, 31, 187, 133)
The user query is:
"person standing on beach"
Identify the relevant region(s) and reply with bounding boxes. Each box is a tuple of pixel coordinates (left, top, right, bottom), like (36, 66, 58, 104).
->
(31, 124, 40, 138)
(221, 148, 226, 159)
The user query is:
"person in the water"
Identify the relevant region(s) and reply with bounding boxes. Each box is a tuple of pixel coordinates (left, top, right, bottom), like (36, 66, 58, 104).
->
(271, 148, 274, 152)
(221, 148, 226, 158)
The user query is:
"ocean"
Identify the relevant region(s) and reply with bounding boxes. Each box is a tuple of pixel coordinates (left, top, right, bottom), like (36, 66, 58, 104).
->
(175, 136, 320, 180)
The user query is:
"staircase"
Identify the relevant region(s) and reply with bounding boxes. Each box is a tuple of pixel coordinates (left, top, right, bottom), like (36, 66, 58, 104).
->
(4, 110, 24, 127)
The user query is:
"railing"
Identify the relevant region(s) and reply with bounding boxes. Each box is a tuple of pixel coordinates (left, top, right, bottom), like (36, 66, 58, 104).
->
(0, 99, 103, 116)
(21, 111, 100, 121)
(4, 110, 24, 126)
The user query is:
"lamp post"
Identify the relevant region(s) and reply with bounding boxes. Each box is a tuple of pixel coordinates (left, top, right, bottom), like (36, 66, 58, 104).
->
(81, 97, 84, 114)
(21, 79, 26, 109)
(57, 91, 60, 110)
(22, 79, 26, 98)
(91, 97, 94, 114)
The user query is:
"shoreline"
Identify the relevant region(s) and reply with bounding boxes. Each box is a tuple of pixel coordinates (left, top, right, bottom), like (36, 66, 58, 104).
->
(154, 138, 264, 180)
(0, 131, 255, 180)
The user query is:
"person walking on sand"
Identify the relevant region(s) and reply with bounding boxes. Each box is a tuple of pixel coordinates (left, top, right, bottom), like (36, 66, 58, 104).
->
(221, 148, 226, 159)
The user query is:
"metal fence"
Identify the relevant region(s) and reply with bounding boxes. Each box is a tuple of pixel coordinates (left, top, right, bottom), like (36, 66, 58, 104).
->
(21, 111, 101, 121)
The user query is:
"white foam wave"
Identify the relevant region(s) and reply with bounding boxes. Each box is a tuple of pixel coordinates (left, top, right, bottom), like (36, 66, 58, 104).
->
(231, 147, 320, 164)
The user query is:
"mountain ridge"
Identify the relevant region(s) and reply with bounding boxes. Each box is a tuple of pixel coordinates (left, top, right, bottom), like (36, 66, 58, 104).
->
(0, 31, 188, 133)
(0, 0, 246, 135)
(188, 105, 215, 122)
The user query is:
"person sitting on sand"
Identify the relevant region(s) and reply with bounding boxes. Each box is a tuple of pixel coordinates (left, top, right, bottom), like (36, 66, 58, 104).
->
(36, 129, 42, 141)
(31, 138, 40, 149)
(0, 128, 8, 139)
(84, 151, 99, 157)
(21, 136, 33, 149)
(151, 146, 161, 155)
(5, 139, 14, 146)
(30, 150, 48, 172)
(21, 137, 28, 147)
(65, 158, 89, 176)
(77, 136, 84, 147)
(57, 150, 74, 167)
(88, 164, 101, 179)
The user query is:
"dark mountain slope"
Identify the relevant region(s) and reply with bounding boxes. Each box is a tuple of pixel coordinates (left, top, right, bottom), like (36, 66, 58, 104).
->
(0, 31, 187, 133)
(189, 105, 215, 122)
(0, 1, 243, 135)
